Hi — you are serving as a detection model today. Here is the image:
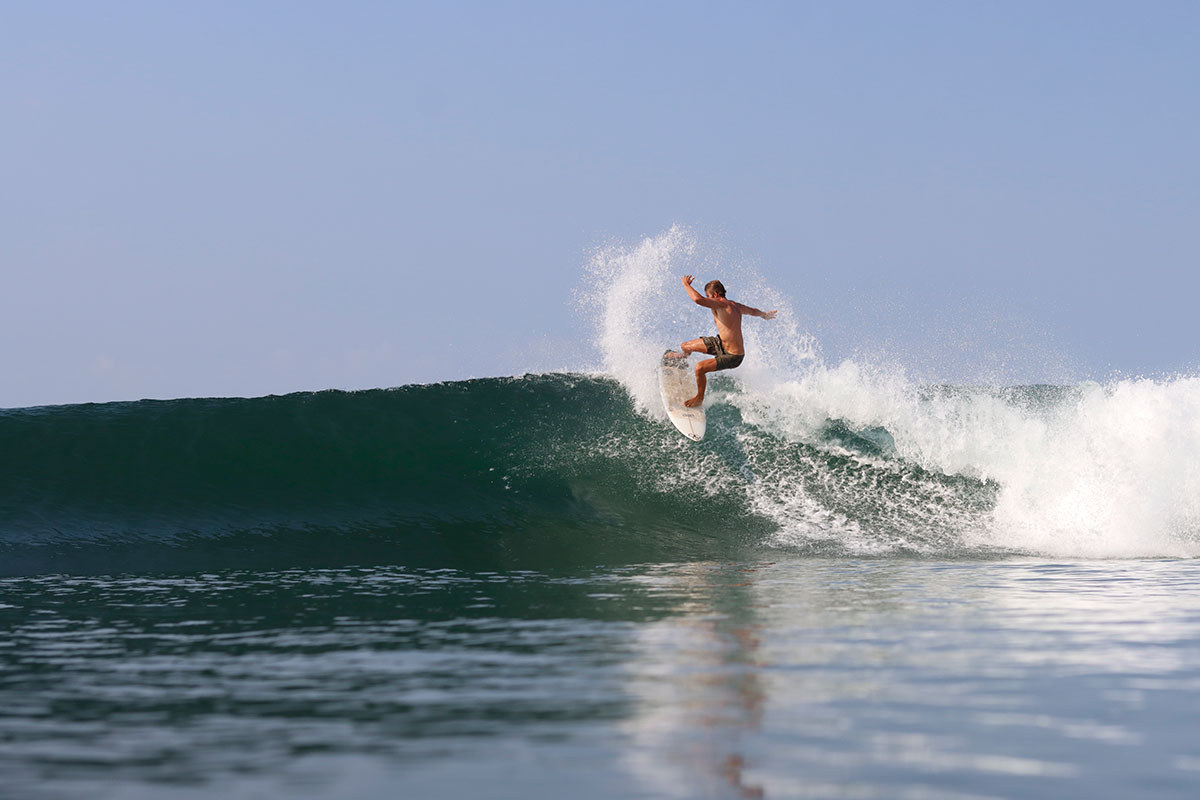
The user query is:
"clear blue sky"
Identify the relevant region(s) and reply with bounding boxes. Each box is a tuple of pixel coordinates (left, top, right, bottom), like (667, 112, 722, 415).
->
(3, 1, 1198, 407)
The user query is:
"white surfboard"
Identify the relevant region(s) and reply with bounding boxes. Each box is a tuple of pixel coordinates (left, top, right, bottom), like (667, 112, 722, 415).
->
(659, 351, 706, 441)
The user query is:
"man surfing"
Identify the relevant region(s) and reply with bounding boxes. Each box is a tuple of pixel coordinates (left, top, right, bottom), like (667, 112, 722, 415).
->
(669, 275, 777, 408)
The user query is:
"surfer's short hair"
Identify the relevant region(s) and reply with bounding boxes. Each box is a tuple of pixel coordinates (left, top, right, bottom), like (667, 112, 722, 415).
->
(704, 280, 726, 298)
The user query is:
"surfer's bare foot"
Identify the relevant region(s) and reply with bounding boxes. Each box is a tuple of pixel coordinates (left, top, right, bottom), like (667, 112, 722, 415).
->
(684, 395, 703, 408)
(665, 350, 687, 359)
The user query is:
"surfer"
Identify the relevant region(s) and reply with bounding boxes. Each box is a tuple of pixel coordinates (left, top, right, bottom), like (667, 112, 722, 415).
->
(672, 275, 777, 408)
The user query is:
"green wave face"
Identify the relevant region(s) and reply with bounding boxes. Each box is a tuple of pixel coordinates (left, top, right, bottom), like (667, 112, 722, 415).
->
(0, 373, 1044, 576)
(0, 375, 773, 574)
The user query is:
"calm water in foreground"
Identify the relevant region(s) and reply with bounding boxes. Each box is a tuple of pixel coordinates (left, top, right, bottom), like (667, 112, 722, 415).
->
(3, 557, 1199, 799)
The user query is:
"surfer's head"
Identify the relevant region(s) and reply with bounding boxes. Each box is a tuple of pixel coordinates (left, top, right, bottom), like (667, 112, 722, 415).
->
(704, 280, 726, 298)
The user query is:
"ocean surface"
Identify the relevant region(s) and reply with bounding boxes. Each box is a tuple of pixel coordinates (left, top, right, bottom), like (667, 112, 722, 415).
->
(4, 373, 1200, 799)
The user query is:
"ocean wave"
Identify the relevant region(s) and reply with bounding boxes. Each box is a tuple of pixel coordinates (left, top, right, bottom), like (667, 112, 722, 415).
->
(5, 365, 1195, 577)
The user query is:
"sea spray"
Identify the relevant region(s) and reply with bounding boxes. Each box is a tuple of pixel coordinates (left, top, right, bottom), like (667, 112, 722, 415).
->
(984, 377, 1200, 557)
(581, 227, 1200, 558)
(579, 225, 818, 415)
(579, 225, 698, 414)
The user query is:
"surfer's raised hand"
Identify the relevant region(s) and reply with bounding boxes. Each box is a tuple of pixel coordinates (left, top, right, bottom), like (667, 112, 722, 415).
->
(681, 274, 694, 286)
(763, 310, 778, 320)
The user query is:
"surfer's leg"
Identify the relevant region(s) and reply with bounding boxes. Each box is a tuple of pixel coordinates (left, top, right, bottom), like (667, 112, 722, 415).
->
(671, 338, 707, 359)
(685, 359, 717, 408)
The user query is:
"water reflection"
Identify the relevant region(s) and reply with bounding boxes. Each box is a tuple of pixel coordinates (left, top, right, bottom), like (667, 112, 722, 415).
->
(605, 558, 1200, 798)
(2, 559, 1200, 798)
(619, 562, 768, 798)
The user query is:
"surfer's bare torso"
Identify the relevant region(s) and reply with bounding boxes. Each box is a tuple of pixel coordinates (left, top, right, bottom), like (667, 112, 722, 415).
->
(674, 275, 777, 407)
(703, 298, 749, 355)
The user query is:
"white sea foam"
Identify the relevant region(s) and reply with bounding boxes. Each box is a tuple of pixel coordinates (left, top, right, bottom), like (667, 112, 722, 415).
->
(582, 227, 1200, 559)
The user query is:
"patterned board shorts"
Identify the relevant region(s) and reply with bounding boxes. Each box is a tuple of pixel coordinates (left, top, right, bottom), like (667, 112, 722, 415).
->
(701, 335, 745, 371)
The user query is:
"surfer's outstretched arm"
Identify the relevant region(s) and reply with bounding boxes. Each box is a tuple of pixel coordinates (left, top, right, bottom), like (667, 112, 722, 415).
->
(737, 302, 778, 320)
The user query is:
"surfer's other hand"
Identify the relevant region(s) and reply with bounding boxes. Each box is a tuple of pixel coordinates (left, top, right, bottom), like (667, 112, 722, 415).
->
(764, 310, 778, 320)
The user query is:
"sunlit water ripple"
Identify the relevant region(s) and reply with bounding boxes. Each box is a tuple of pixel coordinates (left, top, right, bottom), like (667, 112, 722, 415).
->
(3, 558, 1199, 799)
